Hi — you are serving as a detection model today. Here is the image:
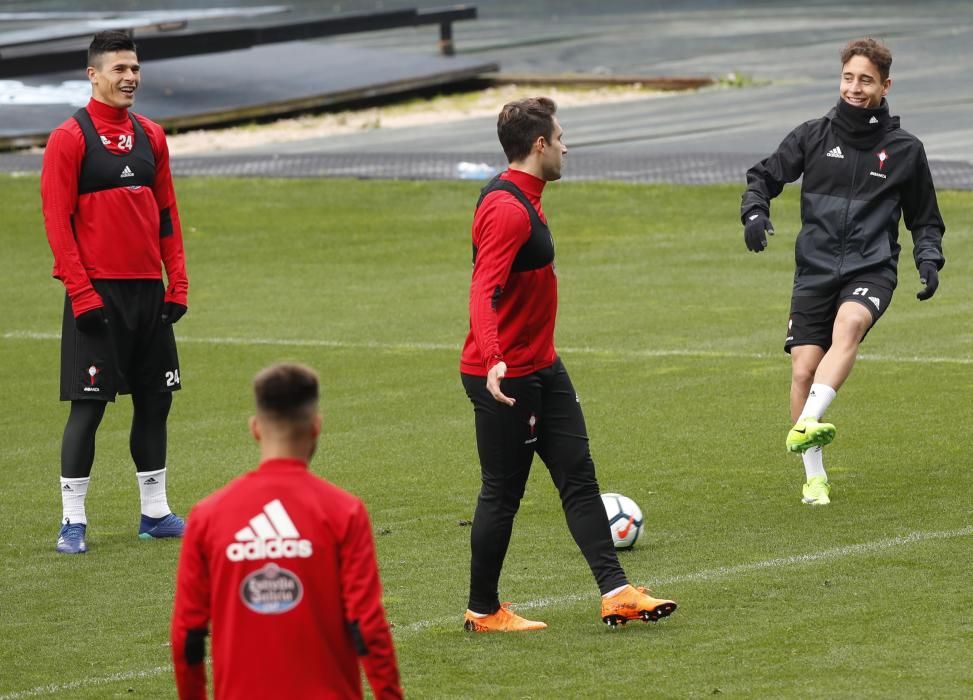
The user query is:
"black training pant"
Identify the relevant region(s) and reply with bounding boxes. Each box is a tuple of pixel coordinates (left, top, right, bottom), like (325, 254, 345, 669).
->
(462, 357, 627, 614)
(61, 391, 172, 478)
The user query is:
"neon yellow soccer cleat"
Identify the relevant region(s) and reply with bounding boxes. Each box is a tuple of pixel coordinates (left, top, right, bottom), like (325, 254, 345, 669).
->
(786, 417, 836, 453)
(801, 476, 832, 505)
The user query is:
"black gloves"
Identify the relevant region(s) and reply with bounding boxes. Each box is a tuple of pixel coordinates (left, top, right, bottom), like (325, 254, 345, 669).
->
(75, 304, 185, 329)
(162, 302, 187, 324)
(916, 263, 939, 301)
(744, 210, 774, 252)
(75, 307, 108, 333)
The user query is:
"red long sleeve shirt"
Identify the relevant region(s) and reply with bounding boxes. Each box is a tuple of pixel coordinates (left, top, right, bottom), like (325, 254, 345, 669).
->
(41, 97, 188, 317)
(461, 169, 558, 377)
(171, 458, 402, 700)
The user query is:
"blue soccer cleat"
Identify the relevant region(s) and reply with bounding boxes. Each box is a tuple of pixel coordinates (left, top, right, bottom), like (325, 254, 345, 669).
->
(56, 520, 88, 554)
(138, 512, 185, 540)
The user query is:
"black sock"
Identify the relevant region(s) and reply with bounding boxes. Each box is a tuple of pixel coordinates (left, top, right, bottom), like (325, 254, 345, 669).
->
(61, 400, 107, 479)
(130, 392, 172, 472)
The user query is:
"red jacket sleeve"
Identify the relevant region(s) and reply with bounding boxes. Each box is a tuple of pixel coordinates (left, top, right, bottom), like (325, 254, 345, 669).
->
(468, 195, 531, 368)
(142, 117, 189, 307)
(40, 126, 103, 316)
(171, 509, 211, 700)
(340, 502, 403, 699)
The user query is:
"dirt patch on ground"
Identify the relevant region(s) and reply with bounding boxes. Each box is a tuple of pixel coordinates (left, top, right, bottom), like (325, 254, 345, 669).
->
(165, 83, 672, 156)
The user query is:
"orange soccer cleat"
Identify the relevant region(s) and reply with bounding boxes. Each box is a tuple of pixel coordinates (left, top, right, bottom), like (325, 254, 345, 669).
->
(463, 603, 548, 633)
(601, 585, 677, 628)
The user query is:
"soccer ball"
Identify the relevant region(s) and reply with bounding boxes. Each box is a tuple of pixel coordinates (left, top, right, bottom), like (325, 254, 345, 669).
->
(601, 493, 644, 550)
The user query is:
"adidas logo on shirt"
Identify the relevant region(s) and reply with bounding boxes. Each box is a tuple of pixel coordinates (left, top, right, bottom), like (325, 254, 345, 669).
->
(826, 146, 844, 159)
(225, 499, 313, 561)
(120, 165, 135, 178)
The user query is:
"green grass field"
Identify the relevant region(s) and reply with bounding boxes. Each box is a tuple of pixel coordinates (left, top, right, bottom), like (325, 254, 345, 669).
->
(1, 174, 971, 699)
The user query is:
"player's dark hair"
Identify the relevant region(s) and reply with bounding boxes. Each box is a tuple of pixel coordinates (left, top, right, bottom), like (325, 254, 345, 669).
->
(497, 97, 557, 163)
(253, 363, 319, 423)
(840, 37, 892, 81)
(88, 30, 137, 68)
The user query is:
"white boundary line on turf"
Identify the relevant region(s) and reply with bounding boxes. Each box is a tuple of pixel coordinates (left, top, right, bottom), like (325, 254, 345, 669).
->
(3, 526, 970, 698)
(4, 330, 973, 365)
(393, 526, 973, 636)
(0, 665, 172, 700)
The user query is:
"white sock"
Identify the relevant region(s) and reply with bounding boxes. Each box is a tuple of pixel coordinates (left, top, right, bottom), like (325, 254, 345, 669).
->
(466, 610, 487, 618)
(602, 584, 629, 599)
(137, 468, 171, 518)
(60, 477, 90, 525)
(802, 445, 827, 481)
(800, 383, 836, 420)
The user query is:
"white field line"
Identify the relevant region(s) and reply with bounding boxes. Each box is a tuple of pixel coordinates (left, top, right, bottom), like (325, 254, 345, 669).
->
(2, 526, 970, 698)
(393, 526, 973, 636)
(3, 330, 973, 365)
(0, 666, 172, 700)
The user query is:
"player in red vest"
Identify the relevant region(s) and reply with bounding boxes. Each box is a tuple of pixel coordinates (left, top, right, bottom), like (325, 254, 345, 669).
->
(41, 30, 189, 554)
(171, 363, 402, 699)
(460, 98, 677, 630)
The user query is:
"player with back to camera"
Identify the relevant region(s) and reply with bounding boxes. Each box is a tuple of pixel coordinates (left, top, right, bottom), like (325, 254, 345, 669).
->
(171, 363, 402, 699)
(741, 37, 945, 505)
(41, 30, 189, 553)
(460, 97, 677, 631)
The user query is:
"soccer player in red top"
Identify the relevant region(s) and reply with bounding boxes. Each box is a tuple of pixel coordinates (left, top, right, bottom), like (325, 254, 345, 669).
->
(41, 31, 189, 554)
(171, 363, 402, 699)
(460, 98, 677, 630)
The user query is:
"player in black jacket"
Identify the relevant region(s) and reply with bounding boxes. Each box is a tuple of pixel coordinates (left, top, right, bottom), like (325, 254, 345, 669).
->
(741, 38, 945, 505)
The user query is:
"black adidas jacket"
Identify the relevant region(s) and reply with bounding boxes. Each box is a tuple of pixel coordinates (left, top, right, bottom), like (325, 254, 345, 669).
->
(742, 107, 945, 293)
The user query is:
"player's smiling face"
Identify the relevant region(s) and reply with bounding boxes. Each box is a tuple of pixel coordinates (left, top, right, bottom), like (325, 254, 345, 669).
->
(840, 54, 889, 110)
(88, 50, 140, 109)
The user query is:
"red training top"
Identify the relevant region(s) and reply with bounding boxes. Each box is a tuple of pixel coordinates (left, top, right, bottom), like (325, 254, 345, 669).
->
(41, 97, 188, 317)
(171, 458, 402, 700)
(461, 169, 558, 377)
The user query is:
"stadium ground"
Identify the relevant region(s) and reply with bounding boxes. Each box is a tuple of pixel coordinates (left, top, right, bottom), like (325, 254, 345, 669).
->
(319, 0, 973, 165)
(1, 176, 970, 698)
(4, 1, 972, 186)
(3, 4, 970, 696)
(1, 150, 972, 188)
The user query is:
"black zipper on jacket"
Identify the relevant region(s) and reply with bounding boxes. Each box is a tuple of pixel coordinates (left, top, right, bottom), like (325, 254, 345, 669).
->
(839, 148, 859, 276)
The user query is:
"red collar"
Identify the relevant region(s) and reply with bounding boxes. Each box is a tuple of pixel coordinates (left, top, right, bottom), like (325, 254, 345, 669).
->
(257, 458, 309, 471)
(87, 97, 130, 125)
(502, 168, 546, 199)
